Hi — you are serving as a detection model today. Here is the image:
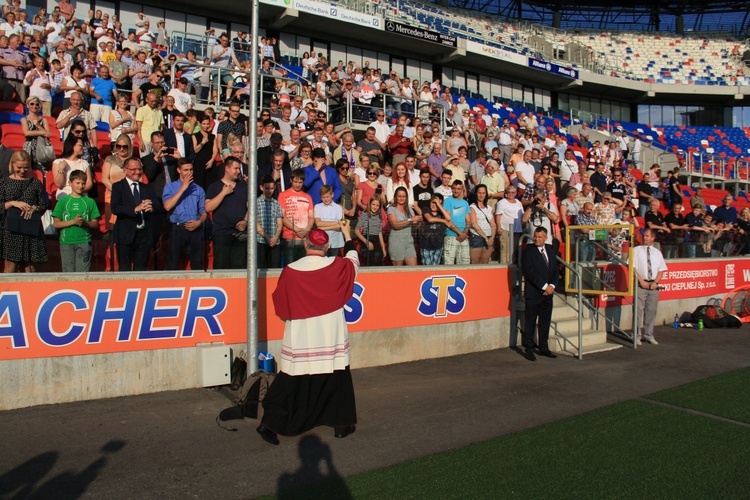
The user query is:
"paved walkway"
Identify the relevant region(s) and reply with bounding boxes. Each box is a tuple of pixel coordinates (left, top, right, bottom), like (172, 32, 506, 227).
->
(1, 325, 748, 499)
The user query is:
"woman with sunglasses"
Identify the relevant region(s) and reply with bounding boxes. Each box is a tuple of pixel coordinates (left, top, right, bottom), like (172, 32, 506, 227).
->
(445, 127, 467, 157)
(355, 159, 384, 212)
(101, 134, 132, 233)
(20, 96, 52, 171)
(52, 133, 93, 200)
(337, 158, 357, 231)
(1, 151, 48, 273)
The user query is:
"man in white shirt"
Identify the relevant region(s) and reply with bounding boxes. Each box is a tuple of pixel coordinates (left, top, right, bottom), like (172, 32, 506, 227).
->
(514, 150, 536, 194)
(633, 228, 667, 345)
(0, 12, 22, 37)
(168, 77, 193, 113)
(369, 111, 390, 147)
(405, 154, 420, 187)
(498, 121, 513, 166)
(560, 149, 578, 184)
(631, 132, 642, 167)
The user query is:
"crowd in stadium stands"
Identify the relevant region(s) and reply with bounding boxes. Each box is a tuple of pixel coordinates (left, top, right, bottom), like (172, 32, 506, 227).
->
(1, 4, 749, 274)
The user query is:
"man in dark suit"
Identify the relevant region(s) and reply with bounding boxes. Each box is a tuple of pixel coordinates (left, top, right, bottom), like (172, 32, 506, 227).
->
(111, 157, 158, 271)
(521, 226, 559, 361)
(0, 124, 17, 179)
(142, 131, 181, 200)
(257, 149, 292, 199)
(257, 132, 290, 172)
(162, 112, 195, 165)
(143, 131, 182, 269)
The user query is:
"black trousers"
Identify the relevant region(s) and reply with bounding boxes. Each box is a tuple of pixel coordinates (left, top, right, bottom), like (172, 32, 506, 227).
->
(524, 295, 553, 353)
(117, 228, 150, 271)
(213, 233, 247, 269)
(167, 223, 204, 271)
(257, 242, 281, 269)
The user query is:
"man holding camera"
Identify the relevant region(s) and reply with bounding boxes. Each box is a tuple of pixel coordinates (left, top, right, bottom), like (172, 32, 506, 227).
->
(521, 178, 559, 249)
(634, 228, 667, 345)
(143, 131, 182, 266)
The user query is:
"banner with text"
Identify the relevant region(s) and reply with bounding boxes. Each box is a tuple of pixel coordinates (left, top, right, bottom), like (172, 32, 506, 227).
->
(293, 0, 383, 30)
(384, 21, 457, 48)
(597, 258, 750, 306)
(527, 58, 579, 79)
(0, 268, 510, 360)
(466, 40, 526, 66)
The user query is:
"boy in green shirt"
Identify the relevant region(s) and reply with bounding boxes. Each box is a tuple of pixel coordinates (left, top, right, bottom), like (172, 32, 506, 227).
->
(52, 170, 101, 272)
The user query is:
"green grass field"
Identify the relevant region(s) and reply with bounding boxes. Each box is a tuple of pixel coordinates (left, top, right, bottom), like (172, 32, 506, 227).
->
(271, 368, 750, 499)
(645, 368, 750, 424)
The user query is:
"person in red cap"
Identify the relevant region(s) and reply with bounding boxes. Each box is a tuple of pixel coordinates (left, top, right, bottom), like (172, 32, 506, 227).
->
(257, 221, 359, 445)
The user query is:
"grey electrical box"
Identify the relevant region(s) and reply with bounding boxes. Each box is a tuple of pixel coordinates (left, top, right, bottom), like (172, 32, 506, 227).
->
(196, 344, 231, 387)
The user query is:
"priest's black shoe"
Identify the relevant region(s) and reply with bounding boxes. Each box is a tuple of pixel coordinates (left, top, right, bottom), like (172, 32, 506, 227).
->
(334, 425, 356, 438)
(524, 350, 536, 362)
(538, 350, 558, 359)
(256, 424, 279, 445)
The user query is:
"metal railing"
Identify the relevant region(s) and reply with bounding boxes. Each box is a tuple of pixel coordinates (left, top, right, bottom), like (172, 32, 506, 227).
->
(575, 237, 638, 349)
(570, 108, 611, 132)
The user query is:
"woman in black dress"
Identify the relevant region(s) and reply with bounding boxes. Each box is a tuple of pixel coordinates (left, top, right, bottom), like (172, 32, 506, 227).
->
(191, 114, 218, 189)
(1, 151, 48, 272)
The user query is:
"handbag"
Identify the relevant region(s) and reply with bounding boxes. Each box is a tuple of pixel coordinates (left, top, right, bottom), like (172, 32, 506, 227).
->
(6, 207, 43, 237)
(229, 350, 247, 391)
(35, 138, 55, 165)
(42, 210, 56, 235)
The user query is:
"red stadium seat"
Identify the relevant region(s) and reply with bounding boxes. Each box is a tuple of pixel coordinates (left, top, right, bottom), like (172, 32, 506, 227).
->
(0, 102, 23, 113)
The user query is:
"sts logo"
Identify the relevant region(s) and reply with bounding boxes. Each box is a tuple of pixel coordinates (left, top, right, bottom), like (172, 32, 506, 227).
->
(418, 275, 466, 318)
(344, 282, 365, 324)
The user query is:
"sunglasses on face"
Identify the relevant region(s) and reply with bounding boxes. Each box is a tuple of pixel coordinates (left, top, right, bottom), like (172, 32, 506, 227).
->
(115, 144, 128, 149)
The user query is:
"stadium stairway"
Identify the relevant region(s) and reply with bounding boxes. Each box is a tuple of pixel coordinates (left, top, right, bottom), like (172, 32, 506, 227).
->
(548, 293, 623, 356)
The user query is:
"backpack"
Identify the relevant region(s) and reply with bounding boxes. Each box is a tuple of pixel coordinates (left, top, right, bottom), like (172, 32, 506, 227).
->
(691, 305, 742, 329)
(216, 371, 275, 431)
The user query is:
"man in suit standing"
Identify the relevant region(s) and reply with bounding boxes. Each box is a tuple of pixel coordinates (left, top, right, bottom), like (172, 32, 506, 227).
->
(162, 112, 195, 165)
(111, 157, 158, 271)
(142, 131, 181, 199)
(257, 132, 290, 172)
(258, 149, 291, 199)
(521, 226, 559, 361)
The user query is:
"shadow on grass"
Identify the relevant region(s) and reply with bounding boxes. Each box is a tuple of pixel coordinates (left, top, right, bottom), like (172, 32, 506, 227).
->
(277, 435, 351, 500)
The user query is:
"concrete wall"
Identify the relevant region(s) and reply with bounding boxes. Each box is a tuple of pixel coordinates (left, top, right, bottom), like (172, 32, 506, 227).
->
(1, 257, 736, 410)
(1, 317, 510, 410)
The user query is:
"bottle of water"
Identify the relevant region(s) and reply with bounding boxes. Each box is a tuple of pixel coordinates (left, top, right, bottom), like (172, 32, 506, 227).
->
(698, 318, 704, 330)
(673, 314, 680, 329)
